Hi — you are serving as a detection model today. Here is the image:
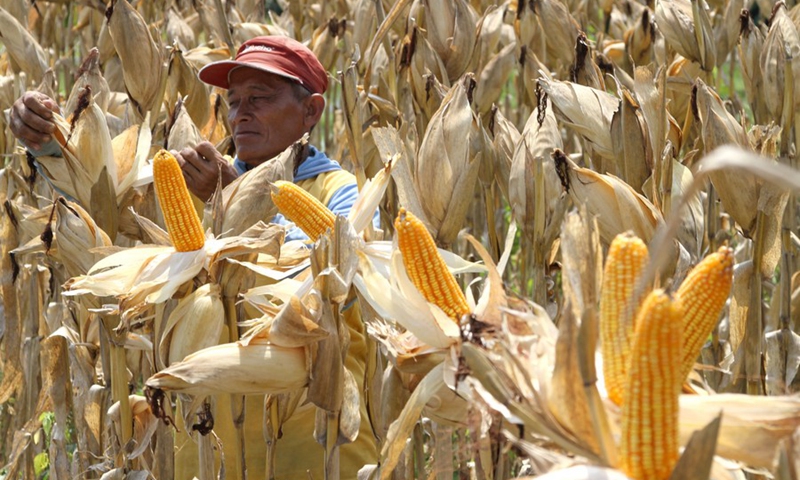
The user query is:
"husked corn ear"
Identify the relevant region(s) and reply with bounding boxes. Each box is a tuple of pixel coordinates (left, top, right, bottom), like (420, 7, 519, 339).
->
(676, 246, 734, 381)
(394, 208, 470, 321)
(600, 232, 649, 406)
(620, 290, 682, 480)
(153, 149, 206, 252)
(270, 180, 335, 241)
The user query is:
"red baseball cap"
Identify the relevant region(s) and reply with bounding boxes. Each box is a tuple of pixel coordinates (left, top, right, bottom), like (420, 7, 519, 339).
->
(198, 36, 328, 94)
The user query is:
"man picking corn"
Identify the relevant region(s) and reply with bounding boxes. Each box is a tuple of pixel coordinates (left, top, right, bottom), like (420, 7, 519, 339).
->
(10, 36, 378, 478)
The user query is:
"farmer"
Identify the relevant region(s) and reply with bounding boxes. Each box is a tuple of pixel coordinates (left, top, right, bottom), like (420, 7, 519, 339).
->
(10, 36, 379, 478)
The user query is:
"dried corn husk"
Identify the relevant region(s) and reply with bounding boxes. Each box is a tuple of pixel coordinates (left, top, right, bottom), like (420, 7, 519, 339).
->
(655, 0, 716, 70)
(159, 283, 224, 367)
(65, 48, 110, 115)
(146, 338, 308, 396)
(107, 0, 164, 119)
(48, 198, 113, 278)
(414, 75, 482, 247)
(693, 79, 759, 235)
(165, 98, 203, 152)
(422, 0, 478, 82)
(0, 6, 48, 81)
(535, 0, 582, 66)
(557, 150, 663, 245)
(538, 77, 618, 162)
(166, 46, 211, 129)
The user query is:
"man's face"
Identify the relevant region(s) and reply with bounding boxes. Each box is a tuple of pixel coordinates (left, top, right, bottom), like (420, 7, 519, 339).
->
(227, 68, 309, 166)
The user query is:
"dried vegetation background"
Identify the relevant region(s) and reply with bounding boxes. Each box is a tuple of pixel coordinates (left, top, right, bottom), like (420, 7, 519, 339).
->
(3, 0, 800, 478)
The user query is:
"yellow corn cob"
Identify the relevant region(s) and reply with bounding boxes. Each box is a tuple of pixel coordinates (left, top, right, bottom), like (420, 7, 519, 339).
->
(619, 289, 682, 480)
(599, 232, 649, 406)
(152, 149, 205, 252)
(270, 180, 336, 241)
(676, 246, 734, 382)
(394, 208, 470, 322)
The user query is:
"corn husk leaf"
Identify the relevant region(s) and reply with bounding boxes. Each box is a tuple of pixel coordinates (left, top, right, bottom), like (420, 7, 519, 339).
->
(107, 0, 164, 119)
(145, 337, 307, 396)
(538, 77, 618, 161)
(159, 283, 224, 366)
(0, 6, 48, 81)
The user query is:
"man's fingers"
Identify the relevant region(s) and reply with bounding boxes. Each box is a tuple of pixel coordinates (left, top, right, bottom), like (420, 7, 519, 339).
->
(23, 92, 58, 120)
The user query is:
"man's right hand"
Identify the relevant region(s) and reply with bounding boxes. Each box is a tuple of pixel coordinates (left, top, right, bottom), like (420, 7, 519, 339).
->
(172, 141, 239, 202)
(9, 91, 60, 151)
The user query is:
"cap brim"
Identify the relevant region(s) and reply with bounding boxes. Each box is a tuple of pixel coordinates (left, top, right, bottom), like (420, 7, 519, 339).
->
(198, 61, 303, 89)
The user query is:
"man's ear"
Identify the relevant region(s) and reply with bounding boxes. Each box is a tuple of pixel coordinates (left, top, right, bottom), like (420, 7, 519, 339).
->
(304, 94, 325, 128)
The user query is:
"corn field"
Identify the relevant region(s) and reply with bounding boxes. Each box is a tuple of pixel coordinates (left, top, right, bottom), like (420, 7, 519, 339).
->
(5, 0, 800, 478)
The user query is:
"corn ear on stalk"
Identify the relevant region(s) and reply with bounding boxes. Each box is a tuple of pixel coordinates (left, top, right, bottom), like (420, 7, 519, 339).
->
(619, 290, 682, 480)
(145, 339, 308, 396)
(270, 180, 335, 241)
(600, 232, 649, 406)
(394, 208, 470, 322)
(676, 246, 734, 381)
(159, 283, 224, 367)
(152, 149, 205, 252)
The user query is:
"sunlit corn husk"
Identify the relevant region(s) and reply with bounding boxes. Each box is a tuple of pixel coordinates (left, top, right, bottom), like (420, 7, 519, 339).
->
(535, 0, 582, 66)
(715, 0, 745, 68)
(145, 337, 308, 396)
(354, 249, 464, 350)
(219, 142, 294, 237)
(642, 159, 705, 257)
(423, 0, 478, 82)
(67, 223, 284, 305)
(107, 395, 158, 460)
(538, 77, 617, 162)
(159, 283, 224, 367)
(474, 41, 517, 115)
(760, 3, 800, 125)
(107, 0, 164, 119)
(516, 466, 631, 480)
(166, 45, 211, 129)
(0, 6, 48, 82)
(556, 150, 663, 245)
(739, 11, 768, 123)
(398, 23, 450, 126)
(48, 88, 118, 204)
(509, 99, 563, 237)
(623, 9, 656, 68)
(166, 98, 203, 152)
(487, 107, 521, 203)
(193, 0, 234, 50)
(693, 79, 759, 235)
(183, 45, 233, 71)
(65, 48, 110, 115)
(231, 22, 290, 46)
(414, 75, 482, 247)
(48, 198, 113, 278)
(572, 33, 605, 91)
(311, 16, 345, 72)
(610, 87, 651, 192)
(654, 0, 716, 70)
(678, 394, 800, 469)
(112, 117, 152, 200)
(165, 7, 196, 50)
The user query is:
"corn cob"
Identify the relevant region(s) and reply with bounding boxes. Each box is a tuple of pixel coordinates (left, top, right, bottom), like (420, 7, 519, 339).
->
(619, 289, 682, 480)
(270, 180, 336, 241)
(676, 246, 734, 381)
(152, 149, 205, 252)
(394, 208, 470, 322)
(599, 232, 649, 406)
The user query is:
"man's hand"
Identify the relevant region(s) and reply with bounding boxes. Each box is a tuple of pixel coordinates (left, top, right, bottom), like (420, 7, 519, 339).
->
(9, 91, 60, 151)
(173, 141, 238, 201)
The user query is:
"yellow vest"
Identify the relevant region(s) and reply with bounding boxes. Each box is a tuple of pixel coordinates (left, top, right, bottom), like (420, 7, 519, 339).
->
(175, 168, 378, 479)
